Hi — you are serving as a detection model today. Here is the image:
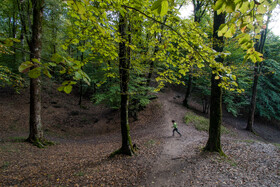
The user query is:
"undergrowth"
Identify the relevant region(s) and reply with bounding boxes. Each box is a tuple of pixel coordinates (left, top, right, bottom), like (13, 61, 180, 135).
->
(273, 143, 280, 149)
(184, 111, 230, 134)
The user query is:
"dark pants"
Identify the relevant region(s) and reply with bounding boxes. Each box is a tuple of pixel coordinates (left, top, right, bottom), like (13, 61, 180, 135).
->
(173, 128, 182, 136)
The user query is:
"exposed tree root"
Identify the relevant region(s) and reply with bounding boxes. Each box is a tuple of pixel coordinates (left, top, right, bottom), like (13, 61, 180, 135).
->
(203, 146, 226, 157)
(26, 137, 55, 148)
(109, 145, 136, 158)
(246, 127, 256, 135)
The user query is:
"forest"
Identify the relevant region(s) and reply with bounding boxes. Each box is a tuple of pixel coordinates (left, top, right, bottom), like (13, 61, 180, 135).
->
(0, 0, 280, 186)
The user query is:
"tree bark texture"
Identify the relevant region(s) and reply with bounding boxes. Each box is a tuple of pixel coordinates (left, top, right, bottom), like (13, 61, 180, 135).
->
(204, 8, 225, 153)
(119, 12, 134, 155)
(27, 0, 44, 142)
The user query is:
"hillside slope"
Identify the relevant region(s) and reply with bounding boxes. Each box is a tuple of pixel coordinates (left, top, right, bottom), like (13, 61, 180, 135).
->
(0, 86, 279, 186)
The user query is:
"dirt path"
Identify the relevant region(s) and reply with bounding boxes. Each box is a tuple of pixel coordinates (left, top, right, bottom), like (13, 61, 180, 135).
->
(142, 89, 280, 186)
(0, 87, 279, 186)
(143, 90, 208, 186)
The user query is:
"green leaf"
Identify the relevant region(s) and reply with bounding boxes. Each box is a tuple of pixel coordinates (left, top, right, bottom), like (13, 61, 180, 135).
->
(82, 73, 90, 85)
(214, 0, 225, 11)
(76, 2, 86, 15)
(239, 34, 250, 45)
(4, 38, 13, 46)
(12, 38, 20, 43)
(160, 0, 168, 16)
(19, 61, 34, 73)
(257, 5, 267, 14)
(119, 9, 126, 17)
(96, 24, 105, 35)
(32, 58, 42, 64)
(64, 85, 72, 94)
(70, 81, 77, 85)
(43, 69, 52, 78)
(75, 71, 83, 79)
(61, 45, 68, 50)
(218, 24, 228, 36)
(240, 1, 249, 14)
(62, 81, 69, 85)
(224, 24, 236, 38)
(72, 38, 79, 45)
(28, 67, 41, 78)
(226, 1, 236, 13)
(48, 62, 57, 67)
(151, 0, 161, 11)
(59, 67, 66, 74)
(51, 53, 63, 63)
(57, 86, 64, 92)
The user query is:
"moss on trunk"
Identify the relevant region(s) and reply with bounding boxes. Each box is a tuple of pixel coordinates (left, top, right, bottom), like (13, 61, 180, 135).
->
(26, 137, 55, 148)
(204, 3, 225, 154)
(28, 0, 44, 145)
(117, 11, 134, 156)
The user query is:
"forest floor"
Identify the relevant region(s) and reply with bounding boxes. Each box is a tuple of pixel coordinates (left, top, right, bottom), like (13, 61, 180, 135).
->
(0, 84, 279, 186)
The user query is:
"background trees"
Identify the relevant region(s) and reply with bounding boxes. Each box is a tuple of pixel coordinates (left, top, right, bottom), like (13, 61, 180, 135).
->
(0, 0, 279, 153)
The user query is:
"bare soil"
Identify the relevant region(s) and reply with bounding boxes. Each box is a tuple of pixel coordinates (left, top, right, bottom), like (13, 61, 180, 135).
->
(0, 85, 279, 186)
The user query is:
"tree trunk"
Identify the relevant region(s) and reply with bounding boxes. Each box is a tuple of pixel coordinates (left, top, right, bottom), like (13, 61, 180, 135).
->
(246, 63, 259, 131)
(204, 7, 225, 154)
(20, 29, 26, 62)
(183, 73, 193, 108)
(246, 15, 270, 131)
(118, 12, 134, 156)
(146, 60, 154, 87)
(27, 0, 44, 145)
(205, 72, 223, 153)
(79, 53, 84, 107)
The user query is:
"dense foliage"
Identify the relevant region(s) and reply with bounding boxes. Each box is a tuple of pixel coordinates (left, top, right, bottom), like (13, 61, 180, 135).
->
(0, 0, 279, 151)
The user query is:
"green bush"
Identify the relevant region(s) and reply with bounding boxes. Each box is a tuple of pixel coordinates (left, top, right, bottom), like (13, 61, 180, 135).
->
(184, 111, 230, 134)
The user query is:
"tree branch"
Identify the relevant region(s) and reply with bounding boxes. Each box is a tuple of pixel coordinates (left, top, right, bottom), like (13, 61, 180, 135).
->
(121, 5, 211, 63)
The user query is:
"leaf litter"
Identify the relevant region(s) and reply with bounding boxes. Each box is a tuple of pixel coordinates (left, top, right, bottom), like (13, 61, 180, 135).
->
(0, 86, 279, 186)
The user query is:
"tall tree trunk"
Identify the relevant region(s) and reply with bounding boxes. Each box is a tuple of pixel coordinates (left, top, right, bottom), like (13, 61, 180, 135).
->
(27, 0, 44, 144)
(204, 7, 225, 154)
(246, 15, 270, 131)
(20, 29, 26, 62)
(118, 12, 134, 155)
(246, 63, 259, 131)
(79, 52, 84, 107)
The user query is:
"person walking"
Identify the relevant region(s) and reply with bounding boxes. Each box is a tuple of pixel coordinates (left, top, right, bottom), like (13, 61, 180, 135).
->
(172, 120, 182, 137)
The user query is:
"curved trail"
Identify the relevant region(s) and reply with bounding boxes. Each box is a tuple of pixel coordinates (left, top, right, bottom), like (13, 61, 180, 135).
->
(142, 89, 280, 186)
(143, 90, 207, 186)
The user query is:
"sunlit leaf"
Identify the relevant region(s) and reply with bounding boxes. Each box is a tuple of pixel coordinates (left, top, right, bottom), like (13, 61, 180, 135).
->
(28, 67, 41, 78)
